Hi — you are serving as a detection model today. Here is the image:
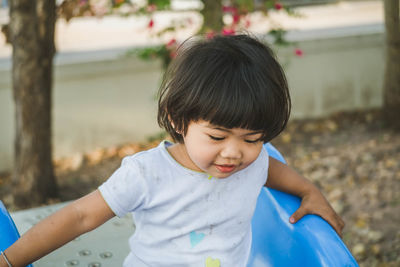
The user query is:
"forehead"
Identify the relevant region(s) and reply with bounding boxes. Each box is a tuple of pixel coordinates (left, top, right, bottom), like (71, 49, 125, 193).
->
(194, 120, 262, 135)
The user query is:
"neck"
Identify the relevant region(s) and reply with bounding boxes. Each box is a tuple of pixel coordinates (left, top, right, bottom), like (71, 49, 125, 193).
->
(167, 143, 203, 173)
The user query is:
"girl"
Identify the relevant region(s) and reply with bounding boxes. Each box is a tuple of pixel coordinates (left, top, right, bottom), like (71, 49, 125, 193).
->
(1, 34, 344, 267)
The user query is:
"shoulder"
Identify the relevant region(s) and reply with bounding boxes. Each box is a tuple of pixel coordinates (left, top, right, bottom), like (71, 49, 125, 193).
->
(122, 142, 165, 166)
(119, 141, 173, 177)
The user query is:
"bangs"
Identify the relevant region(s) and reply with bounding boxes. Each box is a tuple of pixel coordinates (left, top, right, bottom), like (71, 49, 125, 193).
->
(191, 62, 269, 135)
(158, 34, 291, 143)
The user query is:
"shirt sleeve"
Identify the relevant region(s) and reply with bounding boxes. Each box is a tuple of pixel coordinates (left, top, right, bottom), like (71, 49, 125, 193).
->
(98, 156, 148, 218)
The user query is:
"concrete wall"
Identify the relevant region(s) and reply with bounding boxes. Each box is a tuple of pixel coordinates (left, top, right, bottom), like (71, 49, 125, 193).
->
(279, 26, 384, 118)
(0, 25, 384, 172)
(0, 57, 162, 172)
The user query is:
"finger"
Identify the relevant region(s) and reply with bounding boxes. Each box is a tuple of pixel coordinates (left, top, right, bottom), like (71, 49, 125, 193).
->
(335, 213, 345, 230)
(335, 214, 346, 236)
(321, 212, 344, 238)
(290, 206, 307, 224)
(331, 212, 345, 237)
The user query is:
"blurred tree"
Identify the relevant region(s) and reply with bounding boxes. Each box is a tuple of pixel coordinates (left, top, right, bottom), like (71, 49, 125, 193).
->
(383, 0, 400, 129)
(9, 0, 58, 207)
(199, 0, 223, 34)
(3, 0, 292, 204)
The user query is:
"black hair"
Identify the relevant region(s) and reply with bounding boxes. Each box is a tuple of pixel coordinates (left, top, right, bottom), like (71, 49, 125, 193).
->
(157, 34, 291, 143)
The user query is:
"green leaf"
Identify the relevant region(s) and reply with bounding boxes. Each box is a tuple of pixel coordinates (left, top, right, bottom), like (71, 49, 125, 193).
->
(268, 28, 290, 46)
(148, 0, 171, 10)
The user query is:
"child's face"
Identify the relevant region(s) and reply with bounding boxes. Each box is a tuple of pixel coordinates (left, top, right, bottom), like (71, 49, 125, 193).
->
(178, 120, 264, 178)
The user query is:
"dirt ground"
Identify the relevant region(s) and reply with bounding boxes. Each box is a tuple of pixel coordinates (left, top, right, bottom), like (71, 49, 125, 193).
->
(1, 109, 399, 266)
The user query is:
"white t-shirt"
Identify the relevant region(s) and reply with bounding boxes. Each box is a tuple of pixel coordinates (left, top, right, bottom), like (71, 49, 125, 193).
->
(99, 141, 269, 266)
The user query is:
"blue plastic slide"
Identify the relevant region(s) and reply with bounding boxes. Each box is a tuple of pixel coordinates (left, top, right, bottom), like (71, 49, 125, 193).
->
(247, 143, 358, 266)
(0, 200, 33, 267)
(0, 144, 358, 266)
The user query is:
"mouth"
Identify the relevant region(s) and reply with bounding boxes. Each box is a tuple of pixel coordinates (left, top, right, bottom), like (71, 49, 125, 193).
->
(215, 164, 236, 173)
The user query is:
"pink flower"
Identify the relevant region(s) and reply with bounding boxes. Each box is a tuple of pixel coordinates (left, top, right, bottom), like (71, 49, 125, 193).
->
(206, 31, 215, 39)
(166, 39, 177, 48)
(222, 6, 238, 13)
(222, 28, 235, 36)
(294, 48, 303, 57)
(233, 14, 241, 24)
(275, 3, 283, 10)
(148, 19, 154, 28)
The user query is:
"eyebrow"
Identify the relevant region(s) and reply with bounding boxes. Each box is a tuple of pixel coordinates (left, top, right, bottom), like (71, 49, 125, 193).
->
(208, 126, 262, 136)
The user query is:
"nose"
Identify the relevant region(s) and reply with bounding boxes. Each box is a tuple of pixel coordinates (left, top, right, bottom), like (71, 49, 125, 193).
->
(220, 142, 242, 160)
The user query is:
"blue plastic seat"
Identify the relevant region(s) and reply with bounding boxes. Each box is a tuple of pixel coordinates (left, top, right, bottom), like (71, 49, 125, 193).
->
(0, 143, 358, 266)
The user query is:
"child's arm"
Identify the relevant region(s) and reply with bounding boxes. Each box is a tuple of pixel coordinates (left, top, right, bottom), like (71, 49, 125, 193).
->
(0, 190, 115, 267)
(265, 156, 345, 237)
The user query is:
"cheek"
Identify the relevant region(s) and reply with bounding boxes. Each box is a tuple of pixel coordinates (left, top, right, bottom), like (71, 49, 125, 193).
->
(245, 145, 263, 163)
(184, 139, 217, 167)
(189, 143, 216, 163)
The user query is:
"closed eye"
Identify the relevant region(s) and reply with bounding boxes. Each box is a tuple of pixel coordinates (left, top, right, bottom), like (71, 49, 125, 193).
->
(245, 139, 261, 144)
(209, 135, 225, 141)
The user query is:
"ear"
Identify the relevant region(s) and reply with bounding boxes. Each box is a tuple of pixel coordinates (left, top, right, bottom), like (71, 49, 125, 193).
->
(168, 115, 182, 135)
(174, 125, 183, 135)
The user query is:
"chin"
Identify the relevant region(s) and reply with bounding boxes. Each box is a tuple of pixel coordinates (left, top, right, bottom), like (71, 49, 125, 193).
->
(214, 175, 230, 179)
(212, 172, 236, 179)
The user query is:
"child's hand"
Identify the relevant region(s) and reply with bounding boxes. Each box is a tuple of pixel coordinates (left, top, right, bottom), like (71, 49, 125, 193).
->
(267, 156, 345, 237)
(289, 187, 345, 237)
